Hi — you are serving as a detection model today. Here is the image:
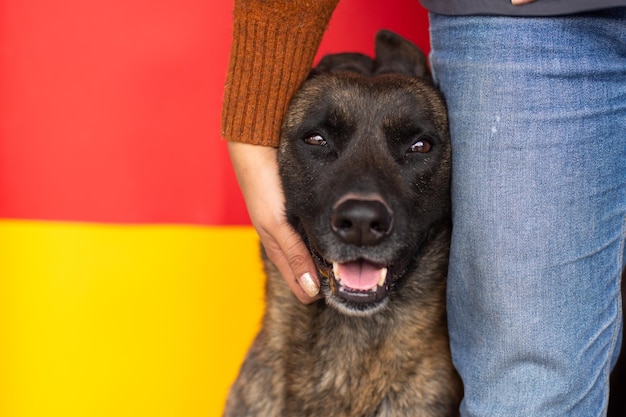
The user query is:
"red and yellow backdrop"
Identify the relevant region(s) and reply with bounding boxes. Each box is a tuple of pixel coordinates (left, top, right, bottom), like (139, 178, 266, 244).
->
(0, 1, 429, 415)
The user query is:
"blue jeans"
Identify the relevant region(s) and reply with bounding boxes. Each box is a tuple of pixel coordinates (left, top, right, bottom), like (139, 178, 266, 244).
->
(429, 8, 626, 417)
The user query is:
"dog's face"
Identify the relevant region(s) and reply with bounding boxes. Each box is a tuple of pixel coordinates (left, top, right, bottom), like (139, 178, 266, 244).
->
(279, 31, 450, 316)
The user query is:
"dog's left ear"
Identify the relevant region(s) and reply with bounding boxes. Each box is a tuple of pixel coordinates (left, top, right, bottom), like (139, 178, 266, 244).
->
(373, 30, 433, 83)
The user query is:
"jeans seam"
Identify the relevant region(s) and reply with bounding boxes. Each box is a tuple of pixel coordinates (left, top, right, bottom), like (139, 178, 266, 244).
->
(618, 215, 626, 269)
(601, 216, 625, 414)
(609, 216, 626, 364)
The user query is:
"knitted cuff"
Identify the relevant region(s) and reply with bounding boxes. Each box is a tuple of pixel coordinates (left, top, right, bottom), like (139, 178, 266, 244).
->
(221, 1, 338, 147)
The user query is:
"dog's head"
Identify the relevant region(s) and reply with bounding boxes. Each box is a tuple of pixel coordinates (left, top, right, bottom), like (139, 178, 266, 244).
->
(279, 30, 450, 316)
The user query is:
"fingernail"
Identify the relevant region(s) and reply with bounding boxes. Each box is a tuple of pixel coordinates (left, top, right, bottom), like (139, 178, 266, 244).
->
(299, 272, 319, 297)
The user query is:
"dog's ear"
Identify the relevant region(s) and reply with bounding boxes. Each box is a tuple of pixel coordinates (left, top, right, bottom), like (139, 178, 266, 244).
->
(373, 30, 432, 83)
(311, 52, 375, 77)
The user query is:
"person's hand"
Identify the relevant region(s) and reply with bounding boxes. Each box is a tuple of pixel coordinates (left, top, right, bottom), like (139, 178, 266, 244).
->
(228, 141, 321, 303)
(511, 0, 536, 4)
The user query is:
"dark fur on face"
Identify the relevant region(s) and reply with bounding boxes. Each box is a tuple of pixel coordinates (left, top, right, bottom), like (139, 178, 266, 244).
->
(280, 61, 450, 316)
(224, 30, 462, 417)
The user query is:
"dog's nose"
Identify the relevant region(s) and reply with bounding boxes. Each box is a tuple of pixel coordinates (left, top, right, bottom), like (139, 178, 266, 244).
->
(331, 199, 393, 246)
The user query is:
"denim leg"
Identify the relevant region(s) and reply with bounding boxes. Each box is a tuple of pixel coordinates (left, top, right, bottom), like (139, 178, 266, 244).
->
(429, 9, 626, 417)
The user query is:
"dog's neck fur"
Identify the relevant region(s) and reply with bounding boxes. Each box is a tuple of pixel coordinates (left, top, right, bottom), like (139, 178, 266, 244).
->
(256, 225, 459, 416)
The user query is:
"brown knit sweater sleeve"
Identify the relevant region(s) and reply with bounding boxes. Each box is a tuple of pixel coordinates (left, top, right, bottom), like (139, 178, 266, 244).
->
(221, 0, 340, 147)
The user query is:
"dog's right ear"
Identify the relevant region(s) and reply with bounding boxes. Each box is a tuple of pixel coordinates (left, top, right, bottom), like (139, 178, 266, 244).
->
(310, 52, 375, 77)
(373, 30, 433, 83)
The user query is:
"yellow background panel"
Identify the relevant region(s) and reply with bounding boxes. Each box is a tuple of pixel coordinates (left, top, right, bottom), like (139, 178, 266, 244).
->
(0, 220, 265, 417)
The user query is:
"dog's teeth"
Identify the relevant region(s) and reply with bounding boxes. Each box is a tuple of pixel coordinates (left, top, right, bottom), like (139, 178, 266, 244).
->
(378, 268, 388, 287)
(332, 262, 341, 282)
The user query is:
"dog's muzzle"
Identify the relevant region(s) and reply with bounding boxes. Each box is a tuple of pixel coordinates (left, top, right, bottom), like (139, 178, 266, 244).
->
(306, 195, 411, 315)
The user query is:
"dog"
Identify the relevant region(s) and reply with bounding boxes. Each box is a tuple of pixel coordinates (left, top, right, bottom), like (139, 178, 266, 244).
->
(223, 30, 463, 417)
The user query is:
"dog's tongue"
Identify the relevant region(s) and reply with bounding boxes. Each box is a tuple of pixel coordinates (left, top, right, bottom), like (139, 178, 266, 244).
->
(333, 260, 387, 291)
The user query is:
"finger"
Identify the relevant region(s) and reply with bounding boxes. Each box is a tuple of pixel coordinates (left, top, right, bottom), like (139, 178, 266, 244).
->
(261, 227, 321, 304)
(281, 230, 321, 299)
(271, 250, 321, 304)
(511, 0, 536, 5)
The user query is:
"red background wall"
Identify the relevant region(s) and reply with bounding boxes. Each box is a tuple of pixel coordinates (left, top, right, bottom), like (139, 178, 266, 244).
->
(0, 0, 430, 226)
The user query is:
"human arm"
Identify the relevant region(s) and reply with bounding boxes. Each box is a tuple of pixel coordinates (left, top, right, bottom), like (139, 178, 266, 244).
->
(228, 142, 320, 302)
(222, 0, 340, 302)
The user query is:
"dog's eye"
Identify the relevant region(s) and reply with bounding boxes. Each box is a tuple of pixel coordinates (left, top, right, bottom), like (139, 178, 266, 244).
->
(304, 134, 327, 146)
(407, 138, 432, 154)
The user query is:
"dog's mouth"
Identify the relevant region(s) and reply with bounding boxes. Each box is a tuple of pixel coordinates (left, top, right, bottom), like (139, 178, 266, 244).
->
(312, 251, 407, 316)
(330, 260, 389, 304)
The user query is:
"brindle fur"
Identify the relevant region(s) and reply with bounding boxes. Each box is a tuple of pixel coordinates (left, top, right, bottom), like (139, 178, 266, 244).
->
(223, 30, 463, 417)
